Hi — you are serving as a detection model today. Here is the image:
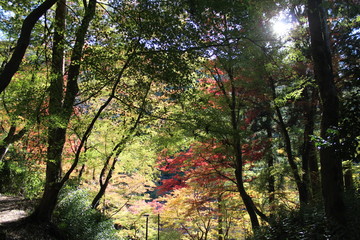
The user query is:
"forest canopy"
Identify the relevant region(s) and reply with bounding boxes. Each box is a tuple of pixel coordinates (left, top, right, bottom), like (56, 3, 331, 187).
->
(0, 0, 359, 239)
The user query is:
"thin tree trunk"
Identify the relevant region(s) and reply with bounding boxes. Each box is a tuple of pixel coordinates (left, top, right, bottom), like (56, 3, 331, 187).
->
(216, 68, 268, 232)
(265, 112, 275, 206)
(91, 82, 151, 209)
(217, 195, 224, 240)
(269, 77, 308, 206)
(91, 144, 117, 209)
(234, 166, 259, 229)
(307, 0, 345, 223)
(230, 82, 259, 229)
(302, 87, 320, 201)
(91, 156, 118, 209)
(78, 164, 86, 181)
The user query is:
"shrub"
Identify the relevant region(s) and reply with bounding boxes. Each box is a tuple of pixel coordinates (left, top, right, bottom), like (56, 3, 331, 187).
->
(159, 229, 182, 240)
(54, 189, 119, 240)
(0, 159, 43, 199)
(248, 206, 329, 240)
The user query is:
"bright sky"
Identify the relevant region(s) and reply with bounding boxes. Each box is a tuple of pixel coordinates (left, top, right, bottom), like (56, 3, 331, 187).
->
(271, 10, 297, 38)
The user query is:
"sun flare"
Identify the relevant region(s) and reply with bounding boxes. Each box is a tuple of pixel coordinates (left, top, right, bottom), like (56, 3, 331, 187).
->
(272, 19, 292, 36)
(271, 11, 296, 38)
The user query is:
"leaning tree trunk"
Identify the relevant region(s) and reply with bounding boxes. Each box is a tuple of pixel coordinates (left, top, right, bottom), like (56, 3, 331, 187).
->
(91, 82, 150, 209)
(220, 69, 268, 232)
(269, 77, 309, 206)
(231, 93, 260, 230)
(0, 0, 58, 93)
(31, 0, 97, 222)
(307, 0, 345, 224)
(91, 154, 118, 209)
(234, 167, 260, 229)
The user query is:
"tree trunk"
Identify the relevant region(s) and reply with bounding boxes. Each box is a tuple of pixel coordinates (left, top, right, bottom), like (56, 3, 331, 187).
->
(307, 0, 345, 223)
(235, 167, 259, 229)
(265, 112, 275, 207)
(31, 183, 62, 221)
(228, 79, 259, 230)
(217, 195, 224, 240)
(269, 77, 308, 206)
(343, 161, 353, 192)
(78, 164, 86, 181)
(31, 0, 97, 222)
(302, 87, 320, 201)
(0, 0, 58, 93)
(91, 82, 149, 209)
(91, 156, 118, 209)
(223, 69, 268, 232)
(31, 0, 66, 222)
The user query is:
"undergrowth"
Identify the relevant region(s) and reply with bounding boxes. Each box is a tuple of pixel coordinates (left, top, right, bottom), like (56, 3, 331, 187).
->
(248, 193, 360, 240)
(53, 189, 120, 240)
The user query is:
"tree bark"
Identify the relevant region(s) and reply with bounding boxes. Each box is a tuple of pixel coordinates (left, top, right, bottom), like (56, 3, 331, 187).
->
(0, 0, 58, 93)
(307, 0, 345, 223)
(215, 67, 268, 232)
(230, 85, 259, 230)
(31, 0, 97, 222)
(31, 0, 67, 222)
(302, 87, 320, 201)
(78, 164, 86, 181)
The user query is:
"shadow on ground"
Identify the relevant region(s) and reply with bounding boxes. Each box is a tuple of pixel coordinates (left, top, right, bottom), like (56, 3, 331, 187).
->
(0, 194, 62, 240)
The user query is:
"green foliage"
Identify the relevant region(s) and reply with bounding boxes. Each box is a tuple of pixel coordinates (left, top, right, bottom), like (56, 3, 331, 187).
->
(339, 89, 360, 162)
(249, 194, 360, 240)
(0, 0, 358, 237)
(343, 193, 360, 239)
(249, 206, 330, 240)
(0, 158, 43, 199)
(159, 229, 182, 240)
(54, 189, 119, 240)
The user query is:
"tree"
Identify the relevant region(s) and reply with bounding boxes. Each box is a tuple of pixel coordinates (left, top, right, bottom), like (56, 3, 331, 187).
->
(31, 0, 97, 222)
(1, 0, 358, 237)
(91, 82, 151, 209)
(157, 55, 271, 230)
(0, 35, 49, 196)
(158, 184, 245, 240)
(307, 0, 345, 223)
(30, 0, 199, 222)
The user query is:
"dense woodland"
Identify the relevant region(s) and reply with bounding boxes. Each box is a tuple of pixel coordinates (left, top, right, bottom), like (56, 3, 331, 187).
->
(0, 0, 359, 239)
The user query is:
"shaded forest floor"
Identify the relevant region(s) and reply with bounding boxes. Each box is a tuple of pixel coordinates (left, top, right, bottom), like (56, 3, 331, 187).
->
(0, 195, 33, 225)
(0, 194, 61, 240)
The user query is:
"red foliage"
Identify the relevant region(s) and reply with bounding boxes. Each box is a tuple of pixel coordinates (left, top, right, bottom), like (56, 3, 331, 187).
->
(156, 138, 266, 195)
(157, 60, 271, 199)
